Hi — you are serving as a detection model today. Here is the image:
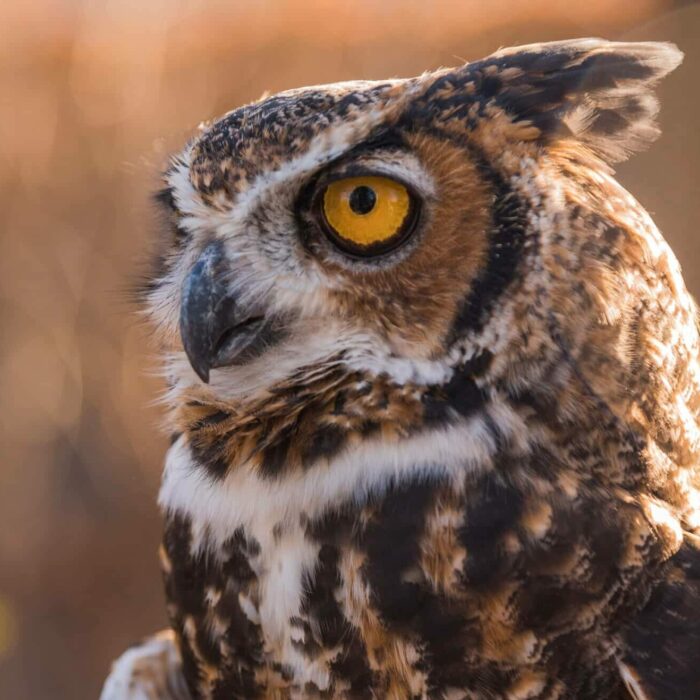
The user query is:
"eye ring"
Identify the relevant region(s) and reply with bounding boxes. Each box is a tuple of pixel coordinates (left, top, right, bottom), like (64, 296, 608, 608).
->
(314, 174, 421, 259)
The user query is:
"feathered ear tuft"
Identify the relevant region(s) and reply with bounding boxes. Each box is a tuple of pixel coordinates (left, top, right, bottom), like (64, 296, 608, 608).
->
(475, 39, 683, 162)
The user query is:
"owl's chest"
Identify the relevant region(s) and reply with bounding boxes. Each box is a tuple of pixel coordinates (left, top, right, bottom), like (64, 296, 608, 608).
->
(160, 464, 661, 700)
(162, 472, 473, 698)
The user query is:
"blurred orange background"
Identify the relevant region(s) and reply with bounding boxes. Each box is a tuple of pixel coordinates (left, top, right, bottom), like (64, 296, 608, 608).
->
(1, 1, 699, 697)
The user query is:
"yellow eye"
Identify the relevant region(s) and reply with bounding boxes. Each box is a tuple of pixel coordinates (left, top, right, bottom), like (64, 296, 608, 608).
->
(321, 175, 415, 256)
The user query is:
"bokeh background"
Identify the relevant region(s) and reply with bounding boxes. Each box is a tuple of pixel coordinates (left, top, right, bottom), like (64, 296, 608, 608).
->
(1, 1, 699, 697)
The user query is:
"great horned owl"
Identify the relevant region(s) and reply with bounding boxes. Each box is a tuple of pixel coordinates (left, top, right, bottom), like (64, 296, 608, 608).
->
(102, 39, 700, 699)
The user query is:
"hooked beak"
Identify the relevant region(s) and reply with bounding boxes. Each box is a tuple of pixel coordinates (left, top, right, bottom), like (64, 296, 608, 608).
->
(179, 241, 279, 383)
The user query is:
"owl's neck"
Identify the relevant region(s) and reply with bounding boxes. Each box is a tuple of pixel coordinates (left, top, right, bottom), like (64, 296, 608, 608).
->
(165, 351, 492, 479)
(160, 363, 498, 533)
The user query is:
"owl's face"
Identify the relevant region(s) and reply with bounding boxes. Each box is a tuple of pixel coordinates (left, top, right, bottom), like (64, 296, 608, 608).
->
(146, 40, 681, 402)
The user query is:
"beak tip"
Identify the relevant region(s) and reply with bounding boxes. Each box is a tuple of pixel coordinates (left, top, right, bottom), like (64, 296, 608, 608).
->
(192, 361, 211, 384)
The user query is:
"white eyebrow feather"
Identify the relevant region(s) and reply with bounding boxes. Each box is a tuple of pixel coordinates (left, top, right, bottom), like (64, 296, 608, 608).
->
(168, 108, 390, 236)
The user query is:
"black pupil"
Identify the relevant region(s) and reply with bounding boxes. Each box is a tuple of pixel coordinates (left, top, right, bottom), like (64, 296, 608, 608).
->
(349, 186, 376, 215)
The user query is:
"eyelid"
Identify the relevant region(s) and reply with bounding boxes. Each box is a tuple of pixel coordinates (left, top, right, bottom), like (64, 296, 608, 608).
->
(318, 153, 436, 201)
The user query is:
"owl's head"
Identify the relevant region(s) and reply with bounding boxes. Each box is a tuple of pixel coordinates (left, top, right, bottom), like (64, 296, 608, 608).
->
(146, 39, 681, 409)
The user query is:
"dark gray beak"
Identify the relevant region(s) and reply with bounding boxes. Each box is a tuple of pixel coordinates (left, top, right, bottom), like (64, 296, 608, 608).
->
(179, 241, 271, 383)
